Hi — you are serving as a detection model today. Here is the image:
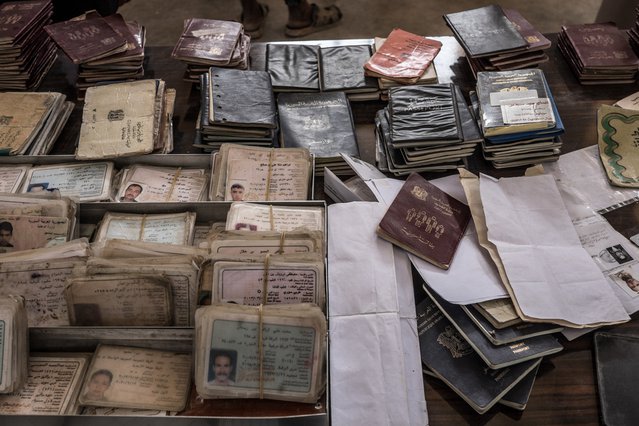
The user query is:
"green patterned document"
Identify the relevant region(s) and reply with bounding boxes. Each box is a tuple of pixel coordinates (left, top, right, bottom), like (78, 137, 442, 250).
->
(597, 104, 639, 188)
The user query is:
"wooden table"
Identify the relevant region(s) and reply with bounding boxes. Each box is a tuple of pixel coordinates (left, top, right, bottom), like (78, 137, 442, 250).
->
(32, 35, 639, 425)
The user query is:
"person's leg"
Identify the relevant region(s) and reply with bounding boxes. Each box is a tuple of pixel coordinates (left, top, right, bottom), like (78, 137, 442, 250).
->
(240, 0, 269, 38)
(284, 0, 313, 30)
(284, 0, 342, 37)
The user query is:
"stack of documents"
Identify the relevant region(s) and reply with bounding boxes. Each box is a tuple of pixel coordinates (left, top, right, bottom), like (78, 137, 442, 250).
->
(0, 0, 57, 90)
(172, 18, 249, 83)
(0, 91, 73, 155)
(375, 84, 481, 174)
(196, 67, 277, 151)
(45, 11, 146, 98)
(473, 68, 564, 168)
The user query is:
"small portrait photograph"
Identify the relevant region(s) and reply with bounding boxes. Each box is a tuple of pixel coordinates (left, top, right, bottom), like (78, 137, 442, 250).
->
(227, 182, 247, 202)
(610, 266, 639, 297)
(119, 182, 144, 202)
(82, 368, 114, 402)
(208, 349, 237, 386)
(599, 244, 634, 265)
(0, 220, 14, 248)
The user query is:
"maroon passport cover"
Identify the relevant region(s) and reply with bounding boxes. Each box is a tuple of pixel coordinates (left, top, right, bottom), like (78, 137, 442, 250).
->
(377, 172, 471, 269)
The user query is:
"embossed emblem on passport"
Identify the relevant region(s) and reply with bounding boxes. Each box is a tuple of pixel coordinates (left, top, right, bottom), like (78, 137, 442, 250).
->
(437, 325, 473, 358)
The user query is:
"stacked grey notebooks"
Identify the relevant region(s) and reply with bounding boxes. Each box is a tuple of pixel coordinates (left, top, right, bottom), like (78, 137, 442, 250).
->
(417, 283, 563, 414)
(196, 67, 278, 152)
(375, 84, 481, 175)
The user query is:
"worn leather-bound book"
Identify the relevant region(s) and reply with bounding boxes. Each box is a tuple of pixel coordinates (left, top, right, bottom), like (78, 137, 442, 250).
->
(44, 16, 127, 64)
(594, 332, 639, 426)
(563, 22, 639, 70)
(377, 172, 471, 269)
(277, 91, 359, 159)
(266, 43, 320, 92)
(363, 28, 442, 84)
(208, 67, 276, 129)
(388, 83, 461, 146)
(76, 79, 161, 159)
(171, 18, 243, 65)
(444, 5, 528, 58)
(320, 44, 378, 94)
(417, 297, 541, 414)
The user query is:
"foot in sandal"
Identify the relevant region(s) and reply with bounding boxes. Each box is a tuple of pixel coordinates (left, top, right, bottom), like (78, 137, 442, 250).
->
(285, 3, 342, 38)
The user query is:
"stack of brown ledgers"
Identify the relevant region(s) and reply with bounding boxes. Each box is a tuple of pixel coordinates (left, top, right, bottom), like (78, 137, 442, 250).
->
(75, 79, 175, 159)
(0, 91, 74, 155)
(44, 11, 146, 98)
(444, 5, 551, 76)
(0, 0, 57, 90)
(559, 22, 639, 85)
(172, 18, 249, 83)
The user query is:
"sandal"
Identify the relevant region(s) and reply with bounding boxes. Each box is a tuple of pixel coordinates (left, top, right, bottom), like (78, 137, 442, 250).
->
(241, 2, 269, 39)
(285, 4, 342, 38)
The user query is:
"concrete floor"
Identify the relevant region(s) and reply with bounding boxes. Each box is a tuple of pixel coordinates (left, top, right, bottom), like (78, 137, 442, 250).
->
(118, 0, 606, 46)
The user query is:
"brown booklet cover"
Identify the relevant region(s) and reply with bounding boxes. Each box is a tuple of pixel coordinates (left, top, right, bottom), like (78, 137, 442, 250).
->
(363, 28, 442, 84)
(377, 172, 471, 269)
(44, 15, 127, 64)
(171, 18, 242, 65)
(563, 22, 639, 70)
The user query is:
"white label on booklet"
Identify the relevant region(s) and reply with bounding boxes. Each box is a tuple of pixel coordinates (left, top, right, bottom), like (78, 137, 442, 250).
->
(500, 98, 554, 125)
(489, 89, 538, 106)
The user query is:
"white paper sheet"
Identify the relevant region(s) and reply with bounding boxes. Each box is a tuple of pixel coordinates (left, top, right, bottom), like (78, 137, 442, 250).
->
(544, 145, 639, 213)
(328, 202, 428, 426)
(410, 174, 508, 304)
(480, 173, 630, 327)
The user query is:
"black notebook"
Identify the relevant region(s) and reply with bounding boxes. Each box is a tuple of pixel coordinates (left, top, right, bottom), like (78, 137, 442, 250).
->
(388, 84, 461, 147)
(266, 43, 320, 92)
(443, 5, 528, 58)
(277, 91, 359, 159)
(319, 44, 378, 93)
(208, 67, 277, 129)
(417, 297, 541, 414)
(423, 285, 563, 369)
(594, 331, 639, 426)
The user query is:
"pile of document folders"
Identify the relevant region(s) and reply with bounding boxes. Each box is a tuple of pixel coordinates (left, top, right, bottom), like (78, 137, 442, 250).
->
(0, 190, 328, 415)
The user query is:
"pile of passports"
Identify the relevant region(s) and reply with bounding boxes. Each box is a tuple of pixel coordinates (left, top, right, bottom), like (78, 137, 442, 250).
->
(444, 5, 551, 76)
(196, 67, 278, 151)
(0, 295, 28, 394)
(277, 91, 360, 176)
(375, 83, 481, 175)
(0, 91, 73, 155)
(45, 11, 146, 97)
(473, 68, 564, 168)
(262, 43, 379, 100)
(417, 286, 563, 414)
(558, 22, 639, 85)
(172, 18, 249, 83)
(0, 0, 57, 90)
